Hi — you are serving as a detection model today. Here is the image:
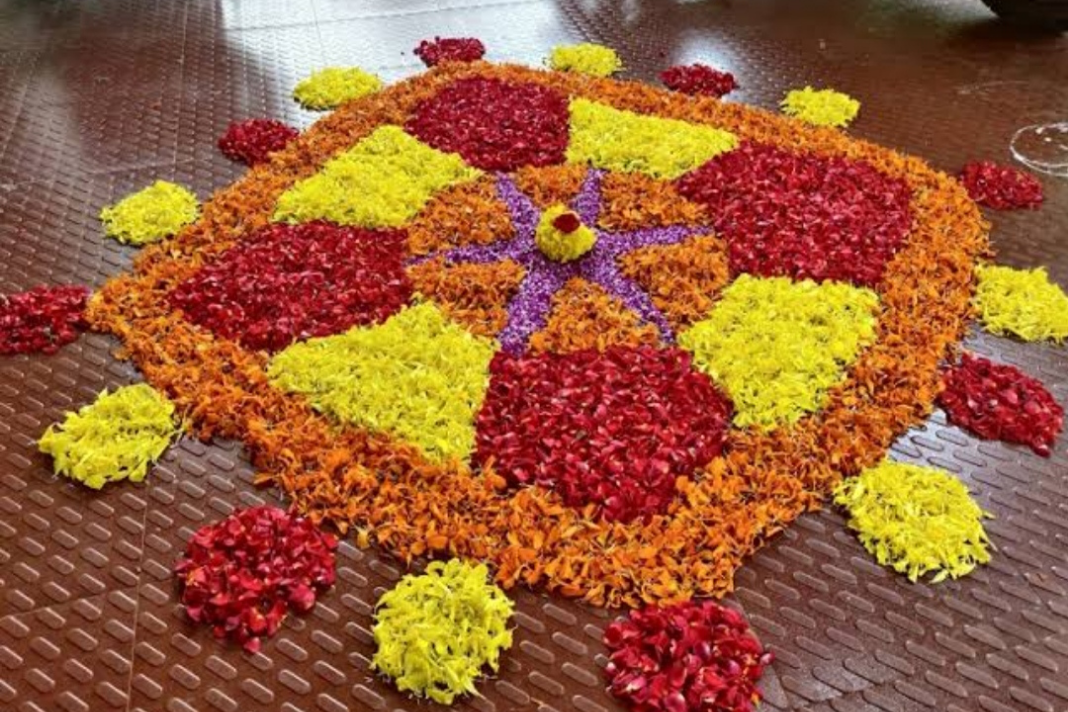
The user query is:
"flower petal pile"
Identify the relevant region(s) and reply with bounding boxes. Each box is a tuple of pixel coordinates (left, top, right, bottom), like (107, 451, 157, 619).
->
(292, 67, 382, 109)
(217, 118, 299, 166)
(100, 180, 199, 245)
(373, 559, 514, 705)
(0, 284, 90, 355)
(959, 160, 1043, 209)
(780, 86, 859, 127)
(174, 506, 338, 653)
(548, 43, 622, 76)
(676, 142, 912, 286)
(679, 275, 880, 429)
(604, 600, 772, 712)
(414, 36, 486, 67)
(660, 64, 738, 98)
(269, 303, 497, 462)
(974, 264, 1068, 342)
(939, 352, 1063, 456)
(834, 460, 992, 582)
(38, 383, 177, 489)
(170, 221, 411, 352)
(406, 77, 570, 171)
(474, 346, 732, 522)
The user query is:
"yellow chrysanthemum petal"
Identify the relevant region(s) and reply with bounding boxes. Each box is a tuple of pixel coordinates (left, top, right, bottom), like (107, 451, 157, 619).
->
(99, 180, 199, 245)
(679, 274, 880, 430)
(547, 43, 622, 77)
(974, 264, 1068, 342)
(535, 205, 596, 262)
(781, 86, 860, 128)
(567, 98, 737, 179)
(834, 460, 992, 582)
(268, 303, 496, 463)
(292, 67, 383, 109)
(38, 383, 178, 490)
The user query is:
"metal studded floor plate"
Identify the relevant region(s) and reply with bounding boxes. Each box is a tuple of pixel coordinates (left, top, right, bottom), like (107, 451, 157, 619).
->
(1, 1, 1067, 711)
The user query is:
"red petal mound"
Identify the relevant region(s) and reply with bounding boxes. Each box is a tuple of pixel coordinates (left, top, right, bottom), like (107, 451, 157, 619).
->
(474, 346, 731, 523)
(0, 284, 90, 355)
(405, 77, 570, 171)
(414, 36, 486, 67)
(170, 221, 411, 353)
(939, 352, 1064, 457)
(604, 600, 772, 712)
(174, 506, 338, 653)
(217, 118, 299, 166)
(676, 142, 912, 287)
(959, 160, 1044, 210)
(660, 64, 738, 98)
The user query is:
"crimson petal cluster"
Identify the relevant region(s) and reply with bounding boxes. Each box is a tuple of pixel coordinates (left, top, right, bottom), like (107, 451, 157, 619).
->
(174, 506, 338, 653)
(217, 119, 299, 166)
(604, 600, 772, 712)
(660, 64, 738, 98)
(414, 36, 486, 66)
(939, 352, 1063, 456)
(677, 141, 912, 287)
(0, 284, 90, 355)
(170, 221, 411, 352)
(405, 77, 570, 171)
(959, 161, 1043, 210)
(474, 346, 731, 523)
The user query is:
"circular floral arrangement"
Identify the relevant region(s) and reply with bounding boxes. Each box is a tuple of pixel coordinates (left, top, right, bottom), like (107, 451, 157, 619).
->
(85, 52, 1000, 609)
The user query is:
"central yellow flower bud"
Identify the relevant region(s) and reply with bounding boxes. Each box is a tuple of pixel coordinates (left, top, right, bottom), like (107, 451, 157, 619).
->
(535, 205, 597, 262)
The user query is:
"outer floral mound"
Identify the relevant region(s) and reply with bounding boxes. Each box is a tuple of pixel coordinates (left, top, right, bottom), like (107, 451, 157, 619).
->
(834, 461, 992, 582)
(218, 118, 299, 166)
(100, 180, 199, 245)
(170, 222, 411, 353)
(292, 67, 382, 109)
(474, 346, 732, 523)
(175, 506, 338, 653)
(677, 142, 912, 286)
(974, 265, 1068, 342)
(679, 275, 880, 430)
(548, 43, 622, 76)
(660, 64, 737, 98)
(604, 600, 772, 712)
(88, 60, 989, 606)
(959, 160, 1044, 210)
(406, 77, 570, 171)
(372, 559, 514, 705)
(780, 86, 859, 127)
(414, 36, 486, 66)
(38, 383, 177, 489)
(269, 303, 496, 463)
(940, 353, 1064, 456)
(0, 285, 90, 355)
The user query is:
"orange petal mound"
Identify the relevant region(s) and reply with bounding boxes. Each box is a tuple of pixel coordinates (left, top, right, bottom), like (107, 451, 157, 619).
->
(529, 278, 660, 353)
(407, 258, 526, 338)
(618, 235, 731, 330)
(88, 60, 989, 608)
(598, 171, 709, 230)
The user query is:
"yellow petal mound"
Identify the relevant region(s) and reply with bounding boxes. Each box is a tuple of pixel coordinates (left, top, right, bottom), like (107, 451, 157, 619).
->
(678, 274, 880, 430)
(268, 302, 497, 463)
(373, 559, 514, 705)
(273, 125, 480, 229)
(567, 98, 738, 179)
(292, 67, 383, 110)
(38, 383, 178, 490)
(834, 460, 992, 583)
(99, 180, 199, 245)
(547, 43, 622, 77)
(974, 264, 1068, 342)
(535, 205, 596, 262)
(781, 86, 860, 128)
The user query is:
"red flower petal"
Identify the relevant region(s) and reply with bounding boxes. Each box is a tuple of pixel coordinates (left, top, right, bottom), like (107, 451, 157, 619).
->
(217, 119, 299, 166)
(0, 284, 90, 355)
(959, 161, 1043, 210)
(414, 36, 486, 67)
(660, 64, 737, 98)
(551, 212, 581, 233)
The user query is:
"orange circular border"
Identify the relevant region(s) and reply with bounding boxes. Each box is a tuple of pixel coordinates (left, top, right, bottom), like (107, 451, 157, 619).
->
(88, 62, 988, 608)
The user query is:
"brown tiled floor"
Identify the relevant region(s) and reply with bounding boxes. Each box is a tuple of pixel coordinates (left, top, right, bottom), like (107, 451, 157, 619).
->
(2, 1, 1068, 711)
